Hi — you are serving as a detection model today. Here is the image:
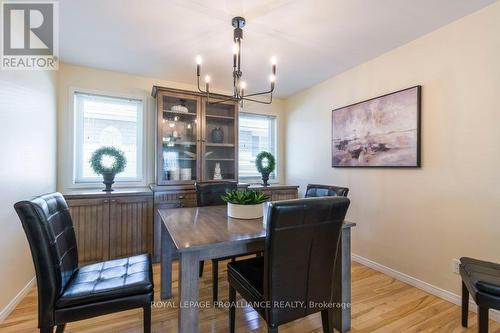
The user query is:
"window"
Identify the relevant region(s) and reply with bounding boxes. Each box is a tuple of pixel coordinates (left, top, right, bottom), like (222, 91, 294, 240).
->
(239, 112, 277, 181)
(74, 92, 144, 183)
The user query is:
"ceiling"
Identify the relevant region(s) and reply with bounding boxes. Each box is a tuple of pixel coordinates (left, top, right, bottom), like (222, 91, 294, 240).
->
(59, 0, 497, 98)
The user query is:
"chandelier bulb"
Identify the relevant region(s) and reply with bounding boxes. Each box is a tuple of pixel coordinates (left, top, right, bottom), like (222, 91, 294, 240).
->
(205, 75, 211, 83)
(270, 56, 277, 65)
(269, 75, 276, 83)
(196, 55, 202, 65)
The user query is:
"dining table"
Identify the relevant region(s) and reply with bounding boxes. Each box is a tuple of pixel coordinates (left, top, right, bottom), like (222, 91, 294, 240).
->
(159, 205, 356, 333)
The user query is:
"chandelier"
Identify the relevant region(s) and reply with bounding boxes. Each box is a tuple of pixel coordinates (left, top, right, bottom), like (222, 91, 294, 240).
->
(196, 16, 277, 106)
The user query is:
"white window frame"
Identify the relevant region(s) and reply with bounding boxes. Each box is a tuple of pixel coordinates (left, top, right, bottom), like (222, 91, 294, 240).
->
(238, 112, 278, 183)
(72, 89, 146, 185)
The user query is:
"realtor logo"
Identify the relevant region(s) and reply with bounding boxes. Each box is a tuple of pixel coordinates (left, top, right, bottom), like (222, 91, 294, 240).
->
(1, 1, 58, 70)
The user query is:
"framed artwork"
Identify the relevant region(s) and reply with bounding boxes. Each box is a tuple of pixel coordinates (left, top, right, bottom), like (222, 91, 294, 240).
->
(332, 86, 421, 167)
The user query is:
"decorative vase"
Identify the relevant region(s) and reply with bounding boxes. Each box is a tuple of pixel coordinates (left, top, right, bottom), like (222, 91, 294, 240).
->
(261, 171, 270, 186)
(211, 127, 224, 143)
(102, 172, 116, 192)
(227, 203, 264, 219)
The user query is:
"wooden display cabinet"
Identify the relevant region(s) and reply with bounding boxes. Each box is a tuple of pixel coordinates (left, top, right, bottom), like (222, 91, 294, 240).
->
(153, 86, 239, 185)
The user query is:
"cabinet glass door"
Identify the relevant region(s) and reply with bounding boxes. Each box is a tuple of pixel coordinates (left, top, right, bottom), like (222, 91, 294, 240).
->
(203, 101, 237, 181)
(158, 93, 200, 184)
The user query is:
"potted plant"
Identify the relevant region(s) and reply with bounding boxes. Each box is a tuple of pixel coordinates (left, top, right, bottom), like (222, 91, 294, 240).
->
(255, 151, 276, 186)
(221, 190, 269, 219)
(90, 146, 127, 192)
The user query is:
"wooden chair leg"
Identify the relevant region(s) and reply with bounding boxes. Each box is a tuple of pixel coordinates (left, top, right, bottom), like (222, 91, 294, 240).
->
(40, 326, 54, 333)
(55, 324, 66, 333)
(461, 281, 469, 327)
(212, 259, 219, 303)
(143, 305, 151, 333)
(199, 260, 205, 278)
(229, 285, 236, 333)
(478, 306, 489, 333)
(321, 309, 333, 333)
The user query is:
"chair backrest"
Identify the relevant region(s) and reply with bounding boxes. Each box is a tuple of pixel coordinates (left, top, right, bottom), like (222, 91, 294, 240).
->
(14, 192, 78, 325)
(305, 184, 349, 198)
(263, 197, 350, 326)
(195, 181, 238, 207)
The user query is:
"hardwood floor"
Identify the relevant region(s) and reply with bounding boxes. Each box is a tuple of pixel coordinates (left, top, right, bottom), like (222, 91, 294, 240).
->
(1, 261, 499, 333)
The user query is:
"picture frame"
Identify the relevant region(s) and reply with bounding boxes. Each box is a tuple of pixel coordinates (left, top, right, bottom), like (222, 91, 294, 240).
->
(332, 86, 421, 167)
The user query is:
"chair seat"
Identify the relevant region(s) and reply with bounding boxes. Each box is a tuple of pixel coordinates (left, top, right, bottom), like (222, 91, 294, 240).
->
(57, 254, 153, 308)
(460, 257, 500, 297)
(227, 256, 264, 300)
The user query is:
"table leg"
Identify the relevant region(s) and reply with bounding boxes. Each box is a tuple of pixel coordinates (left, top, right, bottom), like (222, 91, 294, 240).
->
(161, 223, 173, 299)
(178, 251, 200, 333)
(332, 227, 352, 332)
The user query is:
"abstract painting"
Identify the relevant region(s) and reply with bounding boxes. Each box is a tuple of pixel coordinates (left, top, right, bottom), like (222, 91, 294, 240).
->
(332, 86, 421, 167)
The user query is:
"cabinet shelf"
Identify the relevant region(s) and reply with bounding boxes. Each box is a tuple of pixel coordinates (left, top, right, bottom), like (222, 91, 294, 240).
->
(162, 141, 197, 146)
(206, 115, 235, 120)
(205, 143, 235, 147)
(163, 110, 197, 116)
(206, 158, 234, 161)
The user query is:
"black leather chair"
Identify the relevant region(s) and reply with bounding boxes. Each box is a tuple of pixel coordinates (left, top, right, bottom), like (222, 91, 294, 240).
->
(305, 184, 349, 198)
(460, 257, 500, 333)
(196, 181, 238, 207)
(196, 181, 238, 302)
(228, 196, 350, 333)
(14, 193, 154, 333)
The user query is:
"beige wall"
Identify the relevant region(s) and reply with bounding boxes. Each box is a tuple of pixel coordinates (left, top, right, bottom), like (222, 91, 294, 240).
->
(0, 71, 57, 316)
(285, 2, 500, 296)
(57, 63, 286, 192)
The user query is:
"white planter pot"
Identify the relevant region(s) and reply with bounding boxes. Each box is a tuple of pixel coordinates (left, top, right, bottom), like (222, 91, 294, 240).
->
(227, 203, 264, 219)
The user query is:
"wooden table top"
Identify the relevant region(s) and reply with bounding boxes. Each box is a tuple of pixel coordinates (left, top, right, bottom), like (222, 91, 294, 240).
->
(159, 205, 355, 253)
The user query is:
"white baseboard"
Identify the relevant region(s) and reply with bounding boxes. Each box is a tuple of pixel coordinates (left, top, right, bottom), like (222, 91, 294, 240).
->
(352, 254, 500, 323)
(0, 277, 36, 323)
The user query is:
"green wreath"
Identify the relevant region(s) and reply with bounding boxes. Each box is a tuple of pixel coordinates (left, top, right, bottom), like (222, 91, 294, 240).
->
(90, 146, 127, 175)
(255, 151, 276, 174)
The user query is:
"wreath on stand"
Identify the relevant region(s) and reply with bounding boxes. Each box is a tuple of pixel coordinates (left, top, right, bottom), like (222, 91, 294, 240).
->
(90, 146, 127, 191)
(255, 151, 276, 186)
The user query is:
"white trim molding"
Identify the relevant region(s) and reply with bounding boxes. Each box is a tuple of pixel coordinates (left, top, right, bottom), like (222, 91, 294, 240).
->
(0, 277, 36, 323)
(352, 254, 500, 323)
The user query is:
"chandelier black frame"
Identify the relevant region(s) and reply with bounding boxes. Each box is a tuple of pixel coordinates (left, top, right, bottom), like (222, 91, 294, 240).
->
(196, 16, 277, 106)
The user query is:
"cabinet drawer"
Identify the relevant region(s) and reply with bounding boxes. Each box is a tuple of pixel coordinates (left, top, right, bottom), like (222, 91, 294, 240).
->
(154, 191, 197, 205)
(253, 188, 299, 201)
(157, 201, 196, 209)
(271, 189, 299, 201)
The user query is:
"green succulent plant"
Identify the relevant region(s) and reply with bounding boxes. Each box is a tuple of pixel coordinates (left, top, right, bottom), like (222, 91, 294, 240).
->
(221, 190, 269, 205)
